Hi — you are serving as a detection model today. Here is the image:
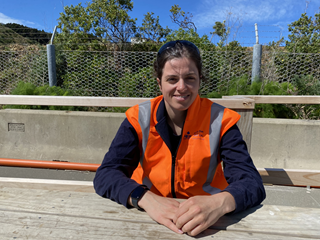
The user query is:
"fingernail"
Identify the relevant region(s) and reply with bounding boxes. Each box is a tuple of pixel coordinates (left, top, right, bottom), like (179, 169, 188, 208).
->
(178, 230, 184, 234)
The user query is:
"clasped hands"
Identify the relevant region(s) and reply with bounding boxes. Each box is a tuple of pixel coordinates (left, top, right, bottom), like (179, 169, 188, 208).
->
(137, 191, 236, 237)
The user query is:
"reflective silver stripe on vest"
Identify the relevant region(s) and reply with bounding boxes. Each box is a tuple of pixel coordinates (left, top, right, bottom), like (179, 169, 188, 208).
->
(202, 103, 225, 195)
(142, 176, 153, 189)
(138, 100, 151, 167)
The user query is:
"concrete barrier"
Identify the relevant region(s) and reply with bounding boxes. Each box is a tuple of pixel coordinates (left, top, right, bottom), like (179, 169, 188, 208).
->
(1, 109, 319, 170)
(0, 109, 124, 164)
(251, 118, 320, 170)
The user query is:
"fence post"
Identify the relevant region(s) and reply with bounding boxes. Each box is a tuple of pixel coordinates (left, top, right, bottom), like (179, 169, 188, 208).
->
(47, 26, 57, 87)
(252, 23, 262, 83)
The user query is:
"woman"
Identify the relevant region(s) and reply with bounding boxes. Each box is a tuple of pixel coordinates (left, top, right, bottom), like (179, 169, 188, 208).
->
(94, 40, 265, 236)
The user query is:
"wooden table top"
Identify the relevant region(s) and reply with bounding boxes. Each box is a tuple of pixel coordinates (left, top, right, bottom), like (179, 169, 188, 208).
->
(0, 177, 319, 240)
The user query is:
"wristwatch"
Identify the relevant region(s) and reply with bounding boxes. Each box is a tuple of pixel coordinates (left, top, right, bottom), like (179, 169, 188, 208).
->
(131, 185, 149, 211)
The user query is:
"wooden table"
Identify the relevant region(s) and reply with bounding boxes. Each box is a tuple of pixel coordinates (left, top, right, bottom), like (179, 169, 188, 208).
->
(0, 178, 319, 240)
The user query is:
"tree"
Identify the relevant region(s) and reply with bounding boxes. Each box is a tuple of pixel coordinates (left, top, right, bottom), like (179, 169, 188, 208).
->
(57, 0, 137, 49)
(285, 13, 320, 53)
(165, 28, 212, 50)
(210, 21, 230, 47)
(169, 5, 197, 32)
(139, 12, 171, 43)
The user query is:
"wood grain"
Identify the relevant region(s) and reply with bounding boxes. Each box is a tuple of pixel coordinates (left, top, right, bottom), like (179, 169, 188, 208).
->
(0, 178, 319, 239)
(258, 168, 320, 187)
(223, 95, 320, 104)
(0, 95, 255, 109)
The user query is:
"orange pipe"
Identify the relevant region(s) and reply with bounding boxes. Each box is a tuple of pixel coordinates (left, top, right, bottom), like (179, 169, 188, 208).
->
(0, 158, 100, 172)
(1, 158, 319, 189)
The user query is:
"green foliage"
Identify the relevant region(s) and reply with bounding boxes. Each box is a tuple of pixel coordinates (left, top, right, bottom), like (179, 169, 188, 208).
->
(118, 66, 159, 97)
(286, 75, 320, 119)
(286, 13, 320, 53)
(61, 51, 119, 96)
(4, 23, 51, 45)
(207, 74, 320, 119)
(200, 45, 249, 95)
(0, 46, 48, 94)
(169, 4, 197, 32)
(165, 28, 213, 50)
(273, 51, 320, 83)
(5, 81, 87, 111)
(0, 24, 31, 45)
(206, 76, 295, 118)
(0, 23, 49, 45)
(128, 42, 160, 51)
(57, 0, 137, 50)
(210, 21, 230, 47)
(138, 12, 171, 43)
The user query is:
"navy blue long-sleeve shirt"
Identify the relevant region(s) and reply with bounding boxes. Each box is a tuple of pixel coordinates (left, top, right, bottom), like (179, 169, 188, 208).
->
(94, 101, 265, 214)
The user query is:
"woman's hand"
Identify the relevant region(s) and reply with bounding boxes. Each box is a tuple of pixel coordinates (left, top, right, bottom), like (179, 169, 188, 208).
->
(137, 191, 183, 234)
(173, 192, 236, 236)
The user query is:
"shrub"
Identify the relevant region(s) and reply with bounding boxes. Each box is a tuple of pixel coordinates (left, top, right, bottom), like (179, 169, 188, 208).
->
(118, 66, 160, 97)
(206, 76, 295, 118)
(5, 81, 87, 111)
(286, 75, 320, 120)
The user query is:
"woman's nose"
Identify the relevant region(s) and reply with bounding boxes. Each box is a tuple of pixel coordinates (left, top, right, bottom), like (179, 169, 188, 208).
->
(176, 79, 187, 91)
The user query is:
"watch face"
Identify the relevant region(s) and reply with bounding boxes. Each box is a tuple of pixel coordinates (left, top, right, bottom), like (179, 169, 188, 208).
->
(132, 186, 147, 200)
(132, 186, 148, 210)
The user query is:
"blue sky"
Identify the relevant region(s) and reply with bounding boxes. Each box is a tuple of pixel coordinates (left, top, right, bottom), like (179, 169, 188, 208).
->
(0, 0, 319, 46)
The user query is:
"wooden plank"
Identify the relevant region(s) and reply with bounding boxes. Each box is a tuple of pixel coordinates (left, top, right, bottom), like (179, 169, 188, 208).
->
(0, 177, 94, 192)
(1, 210, 307, 240)
(209, 98, 255, 109)
(258, 168, 320, 187)
(0, 95, 255, 109)
(0, 179, 320, 239)
(214, 205, 320, 239)
(223, 95, 320, 104)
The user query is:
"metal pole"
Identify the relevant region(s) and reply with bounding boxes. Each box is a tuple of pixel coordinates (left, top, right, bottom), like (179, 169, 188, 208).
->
(255, 23, 259, 44)
(252, 23, 262, 83)
(47, 26, 57, 86)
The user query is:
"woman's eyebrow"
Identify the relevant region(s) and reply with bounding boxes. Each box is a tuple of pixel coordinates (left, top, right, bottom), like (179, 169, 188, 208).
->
(164, 74, 178, 78)
(165, 72, 197, 77)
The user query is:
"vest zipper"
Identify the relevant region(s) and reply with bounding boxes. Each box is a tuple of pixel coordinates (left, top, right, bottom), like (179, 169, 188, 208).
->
(171, 153, 177, 198)
(171, 134, 182, 198)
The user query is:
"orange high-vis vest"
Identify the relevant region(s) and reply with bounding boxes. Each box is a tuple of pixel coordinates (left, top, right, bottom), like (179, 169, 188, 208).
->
(126, 95, 240, 198)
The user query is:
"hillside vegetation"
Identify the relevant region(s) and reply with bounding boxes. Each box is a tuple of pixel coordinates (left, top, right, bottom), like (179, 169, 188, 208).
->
(0, 23, 50, 46)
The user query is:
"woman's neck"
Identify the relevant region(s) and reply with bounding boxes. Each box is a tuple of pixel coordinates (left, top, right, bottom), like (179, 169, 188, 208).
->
(165, 106, 187, 136)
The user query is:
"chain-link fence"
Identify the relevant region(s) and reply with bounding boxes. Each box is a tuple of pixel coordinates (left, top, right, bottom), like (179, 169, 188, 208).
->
(1, 47, 320, 97)
(0, 49, 48, 94)
(261, 51, 320, 83)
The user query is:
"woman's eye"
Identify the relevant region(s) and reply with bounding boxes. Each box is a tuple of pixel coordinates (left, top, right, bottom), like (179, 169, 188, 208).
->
(167, 78, 177, 82)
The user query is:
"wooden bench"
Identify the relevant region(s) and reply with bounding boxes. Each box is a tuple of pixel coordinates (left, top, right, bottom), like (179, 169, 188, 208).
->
(0, 177, 319, 239)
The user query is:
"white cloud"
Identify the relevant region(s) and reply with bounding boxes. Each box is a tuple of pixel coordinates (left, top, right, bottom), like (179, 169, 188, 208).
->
(0, 12, 35, 26)
(193, 0, 302, 29)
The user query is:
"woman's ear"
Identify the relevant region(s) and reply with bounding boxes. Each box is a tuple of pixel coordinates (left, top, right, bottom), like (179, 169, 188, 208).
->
(157, 78, 162, 91)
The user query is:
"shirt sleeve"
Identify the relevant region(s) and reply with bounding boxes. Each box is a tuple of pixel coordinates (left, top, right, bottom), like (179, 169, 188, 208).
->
(93, 118, 141, 208)
(220, 124, 266, 214)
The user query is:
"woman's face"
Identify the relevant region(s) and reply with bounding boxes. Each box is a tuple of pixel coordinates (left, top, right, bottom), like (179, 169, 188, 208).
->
(157, 57, 200, 115)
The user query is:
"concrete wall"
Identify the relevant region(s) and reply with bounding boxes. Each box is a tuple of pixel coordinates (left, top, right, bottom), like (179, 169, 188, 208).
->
(251, 118, 320, 170)
(0, 109, 124, 164)
(1, 109, 319, 170)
